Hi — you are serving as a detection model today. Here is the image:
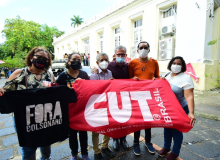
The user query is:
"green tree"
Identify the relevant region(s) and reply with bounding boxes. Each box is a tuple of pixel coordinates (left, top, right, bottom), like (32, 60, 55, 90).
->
(1, 16, 64, 60)
(39, 24, 64, 54)
(2, 16, 41, 57)
(70, 15, 83, 28)
(0, 56, 26, 68)
(0, 16, 64, 67)
(0, 43, 12, 59)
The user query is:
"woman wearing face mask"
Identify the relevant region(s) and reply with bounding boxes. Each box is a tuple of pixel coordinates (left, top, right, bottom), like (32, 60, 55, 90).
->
(0, 47, 55, 160)
(90, 53, 114, 160)
(128, 41, 159, 156)
(56, 52, 90, 160)
(159, 56, 195, 160)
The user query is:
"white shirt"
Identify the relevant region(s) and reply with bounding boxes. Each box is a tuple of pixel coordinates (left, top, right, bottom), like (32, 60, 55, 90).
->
(166, 72, 194, 107)
(166, 72, 194, 90)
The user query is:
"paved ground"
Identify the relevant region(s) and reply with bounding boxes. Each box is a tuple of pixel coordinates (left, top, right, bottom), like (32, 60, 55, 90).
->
(0, 77, 220, 160)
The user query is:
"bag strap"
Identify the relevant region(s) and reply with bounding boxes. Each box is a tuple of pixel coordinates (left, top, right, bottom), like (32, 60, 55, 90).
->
(48, 70, 54, 83)
(164, 72, 171, 77)
(25, 68, 28, 88)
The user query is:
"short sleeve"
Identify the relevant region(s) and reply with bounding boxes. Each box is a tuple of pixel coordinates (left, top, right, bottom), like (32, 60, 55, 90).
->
(3, 69, 25, 91)
(109, 71, 113, 79)
(79, 70, 89, 80)
(56, 73, 67, 85)
(83, 72, 89, 80)
(183, 75, 194, 90)
(128, 61, 134, 78)
(90, 73, 99, 80)
(154, 60, 160, 78)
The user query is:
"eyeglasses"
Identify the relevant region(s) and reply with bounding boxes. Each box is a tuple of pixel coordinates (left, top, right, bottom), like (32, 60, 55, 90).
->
(116, 54, 126, 57)
(34, 54, 49, 61)
(139, 47, 149, 50)
(99, 59, 108, 62)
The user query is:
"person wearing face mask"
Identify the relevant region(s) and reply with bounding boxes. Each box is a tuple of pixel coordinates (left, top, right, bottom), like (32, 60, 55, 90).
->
(0, 47, 55, 160)
(91, 45, 130, 151)
(56, 52, 90, 160)
(128, 41, 160, 156)
(107, 45, 130, 151)
(90, 53, 114, 160)
(159, 56, 195, 160)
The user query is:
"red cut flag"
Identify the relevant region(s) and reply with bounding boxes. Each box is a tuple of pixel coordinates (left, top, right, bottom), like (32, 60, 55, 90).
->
(69, 79, 192, 138)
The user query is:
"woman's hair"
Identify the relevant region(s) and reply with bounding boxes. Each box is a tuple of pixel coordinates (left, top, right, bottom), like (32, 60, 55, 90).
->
(66, 52, 81, 69)
(26, 47, 52, 70)
(167, 56, 186, 72)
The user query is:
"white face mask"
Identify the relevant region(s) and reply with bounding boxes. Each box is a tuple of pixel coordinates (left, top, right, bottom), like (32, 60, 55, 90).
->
(171, 65, 182, 73)
(139, 49, 149, 58)
(99, 61, 109, 70)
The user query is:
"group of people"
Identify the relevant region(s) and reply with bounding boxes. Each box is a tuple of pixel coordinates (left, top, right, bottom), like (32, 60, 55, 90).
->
(0, 41, 196, 160)
(82, 53, 90, 66)
(64, 53, 90, 67)
(0, 66, 18, 79)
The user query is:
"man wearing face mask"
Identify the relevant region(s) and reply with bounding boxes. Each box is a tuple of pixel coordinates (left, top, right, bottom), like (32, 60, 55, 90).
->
(128, 41, 160, 156)
(107, 45, 130, 151)
(90, 53, 114, 160)
(91, 46, 130, 151)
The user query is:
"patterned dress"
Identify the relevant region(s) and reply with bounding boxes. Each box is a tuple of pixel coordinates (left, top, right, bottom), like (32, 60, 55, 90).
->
(3, 68, 53, 91)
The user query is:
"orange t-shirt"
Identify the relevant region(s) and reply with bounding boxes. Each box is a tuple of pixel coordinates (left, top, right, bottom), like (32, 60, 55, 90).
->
(128, 58, 160, 79)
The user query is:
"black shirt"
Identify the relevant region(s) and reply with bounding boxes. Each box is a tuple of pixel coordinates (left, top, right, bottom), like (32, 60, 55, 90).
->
(56, 70, 89, 87)
(0, 86, 76, 147)
(4, 68, 8, 72)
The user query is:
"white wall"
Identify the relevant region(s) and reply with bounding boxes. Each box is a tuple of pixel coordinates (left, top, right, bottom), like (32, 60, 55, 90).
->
(175, 0, 207, 63)
(53, 0, 210, 66)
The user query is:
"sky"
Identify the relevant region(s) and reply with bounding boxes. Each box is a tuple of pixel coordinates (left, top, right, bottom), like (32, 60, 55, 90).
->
(0, 0, 120, 43)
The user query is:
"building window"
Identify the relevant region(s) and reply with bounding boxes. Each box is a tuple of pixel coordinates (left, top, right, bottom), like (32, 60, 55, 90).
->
(134, 19, 142, 28)
(84, 38, 90, 54)
(84, 38, 89, 44)
(115, 27, 120, 47)
(163, 6, 177, 18)
(100, 33, 103, 53)
(134, 19, 142, 45)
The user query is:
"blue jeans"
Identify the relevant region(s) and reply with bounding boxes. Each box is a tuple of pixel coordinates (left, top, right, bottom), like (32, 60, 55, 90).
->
(163, 106, 189, 155)
(13, 117, 51, 160)
(22, 146, 51, 160)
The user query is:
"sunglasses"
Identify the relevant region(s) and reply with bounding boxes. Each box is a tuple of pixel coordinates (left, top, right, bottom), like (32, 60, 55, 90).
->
(139, 47, 149, 50)
(34, 54, 49, 61)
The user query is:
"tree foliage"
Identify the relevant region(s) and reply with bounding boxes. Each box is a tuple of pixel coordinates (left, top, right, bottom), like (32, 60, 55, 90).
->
(70, 15, 83, 28)
(0, 16, 64, 67)
(0, 56, 26, 68)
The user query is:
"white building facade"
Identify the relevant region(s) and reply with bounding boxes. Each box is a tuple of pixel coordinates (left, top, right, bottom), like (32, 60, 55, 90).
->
(53, 0, 220, 91)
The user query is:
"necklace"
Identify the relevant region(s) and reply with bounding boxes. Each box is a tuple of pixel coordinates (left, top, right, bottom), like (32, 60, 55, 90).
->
(68, 70, 79, 78)
(138, 58, 148, 71)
